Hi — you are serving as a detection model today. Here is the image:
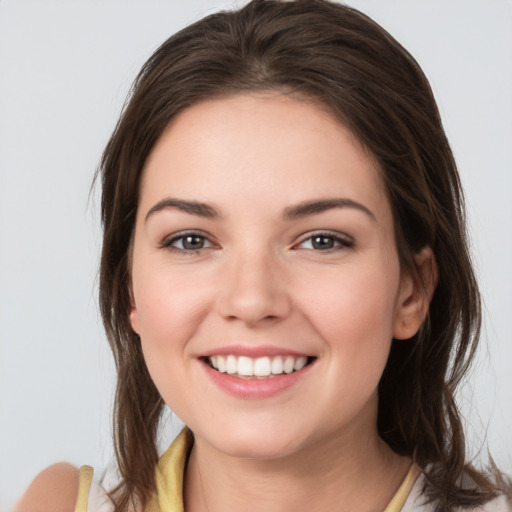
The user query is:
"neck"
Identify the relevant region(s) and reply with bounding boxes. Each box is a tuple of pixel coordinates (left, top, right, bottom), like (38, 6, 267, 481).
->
(184, 420, 411, 512)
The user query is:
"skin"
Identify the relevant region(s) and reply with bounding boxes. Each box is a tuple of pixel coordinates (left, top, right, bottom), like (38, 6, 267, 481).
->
(16, 93, 436, 511)
(129, 93, 436, 512)
(14, 463, 78, 512)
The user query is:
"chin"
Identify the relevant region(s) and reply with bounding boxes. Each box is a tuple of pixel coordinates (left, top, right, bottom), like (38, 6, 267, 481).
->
(197, 421, 307, 461)
(220, 437, 300, 460)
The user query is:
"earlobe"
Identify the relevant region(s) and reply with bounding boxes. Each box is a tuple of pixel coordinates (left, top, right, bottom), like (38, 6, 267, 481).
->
(393, 246, 438, 340)
(128, 283, 140, 335)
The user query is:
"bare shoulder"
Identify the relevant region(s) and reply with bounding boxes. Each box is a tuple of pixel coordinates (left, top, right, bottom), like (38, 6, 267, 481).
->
(14, 463, 79, 512)
(484, 493, 512, 512)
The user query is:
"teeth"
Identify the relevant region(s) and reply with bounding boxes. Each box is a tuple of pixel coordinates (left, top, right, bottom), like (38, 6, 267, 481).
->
(271, 357, 283, 375)
(217, 356, 227, 373)
(283, 356, 295, 374)
(207, 354, 310, 378)
(226, 355, 237, 374)
(238, 356, 253, 376)
(254, 357, 271, 377)
(294, 356, 307, 371)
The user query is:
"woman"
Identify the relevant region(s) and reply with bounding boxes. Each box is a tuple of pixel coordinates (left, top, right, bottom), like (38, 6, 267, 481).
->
(15, 1, 511, 511)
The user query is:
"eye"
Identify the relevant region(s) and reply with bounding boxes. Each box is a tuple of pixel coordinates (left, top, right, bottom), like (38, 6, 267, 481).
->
(296, 232, 353, 251)
(161, 231, 215, 253)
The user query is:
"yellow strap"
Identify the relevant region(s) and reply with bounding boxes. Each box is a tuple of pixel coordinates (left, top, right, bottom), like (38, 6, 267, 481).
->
(149, 428, 194, 512)
(383, 464, 420, 512)
(151, 430, 419, 512)
(74, 465, 94, 512)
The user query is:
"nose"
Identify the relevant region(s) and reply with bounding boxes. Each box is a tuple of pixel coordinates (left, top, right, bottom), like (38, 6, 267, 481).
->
(216, 250, 291, 326)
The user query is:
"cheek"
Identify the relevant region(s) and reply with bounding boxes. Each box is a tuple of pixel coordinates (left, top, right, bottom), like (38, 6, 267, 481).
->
(299, 262, 400, 368)
(133, 279, 211, 414)
(131, 264, 212, 373)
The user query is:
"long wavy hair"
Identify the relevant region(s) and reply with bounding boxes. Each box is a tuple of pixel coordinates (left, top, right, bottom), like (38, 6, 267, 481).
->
(96, 1, 509, 510)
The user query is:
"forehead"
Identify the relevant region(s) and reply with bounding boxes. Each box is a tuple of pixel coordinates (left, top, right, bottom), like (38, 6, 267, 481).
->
(139, 93, 389, 220)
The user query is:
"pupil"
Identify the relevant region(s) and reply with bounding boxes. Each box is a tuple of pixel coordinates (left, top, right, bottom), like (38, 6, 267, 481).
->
(184, 236, 204, 250)
(313, 236, 334, 250)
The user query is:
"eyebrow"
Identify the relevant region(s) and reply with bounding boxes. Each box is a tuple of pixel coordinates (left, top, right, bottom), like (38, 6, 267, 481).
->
(145, 198, 220, 221)
(283, 198, 376, 221)
(145, 197, 376, 222)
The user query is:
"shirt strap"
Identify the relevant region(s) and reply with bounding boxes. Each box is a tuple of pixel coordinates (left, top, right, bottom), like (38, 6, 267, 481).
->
(384, 464, 421, 512)
(149, 428, 194, 512)
(74, 465, 94, 512)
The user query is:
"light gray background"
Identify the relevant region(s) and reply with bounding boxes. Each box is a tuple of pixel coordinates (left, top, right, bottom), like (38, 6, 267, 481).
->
(1, 1, 511, 510)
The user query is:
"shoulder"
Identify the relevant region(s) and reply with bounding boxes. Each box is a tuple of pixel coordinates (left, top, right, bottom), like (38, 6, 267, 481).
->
(478, 493, 512, 512)
(14, 463, 79, 512)
(402, 471, 512, 512)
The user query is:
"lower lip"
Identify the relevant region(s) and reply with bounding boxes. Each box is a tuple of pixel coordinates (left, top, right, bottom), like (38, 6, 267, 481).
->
(201, 361, 313, 399)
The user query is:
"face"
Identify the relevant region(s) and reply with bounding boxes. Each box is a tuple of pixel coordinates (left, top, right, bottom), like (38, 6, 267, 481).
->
(129, 94, 424, 460)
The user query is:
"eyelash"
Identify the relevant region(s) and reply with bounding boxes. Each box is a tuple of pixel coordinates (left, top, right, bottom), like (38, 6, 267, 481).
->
(294, 231, 354, 252)
(160, 230, 353, 254)
(160, 230, 215, 254)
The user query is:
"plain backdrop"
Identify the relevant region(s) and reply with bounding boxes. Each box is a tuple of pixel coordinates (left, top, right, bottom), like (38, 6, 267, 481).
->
(1, 1, 511, 509)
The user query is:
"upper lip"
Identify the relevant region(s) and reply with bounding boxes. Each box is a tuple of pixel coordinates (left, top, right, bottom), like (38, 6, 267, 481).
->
(200, 344, 313, 358)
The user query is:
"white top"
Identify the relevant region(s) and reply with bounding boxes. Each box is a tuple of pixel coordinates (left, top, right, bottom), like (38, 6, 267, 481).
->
(83, 470, 511, 512)
(76, 430, 511, 512)
(400, 473, 511, 512)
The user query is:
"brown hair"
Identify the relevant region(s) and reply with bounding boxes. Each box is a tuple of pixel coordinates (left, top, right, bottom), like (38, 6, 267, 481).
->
(97, 1, 510, 510)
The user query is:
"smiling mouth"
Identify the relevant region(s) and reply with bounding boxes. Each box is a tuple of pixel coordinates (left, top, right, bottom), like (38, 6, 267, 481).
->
(203, 355, 315, 379)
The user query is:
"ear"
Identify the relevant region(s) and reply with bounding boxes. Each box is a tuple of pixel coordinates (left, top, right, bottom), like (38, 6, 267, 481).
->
(128, 282, 141, 335)
(393, 246, 438, 340)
